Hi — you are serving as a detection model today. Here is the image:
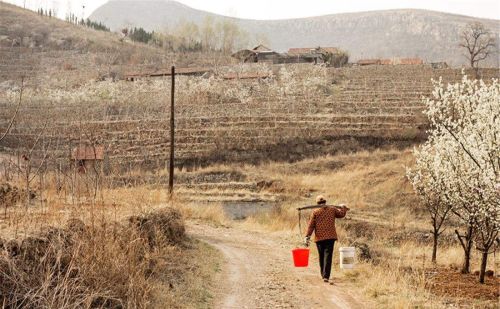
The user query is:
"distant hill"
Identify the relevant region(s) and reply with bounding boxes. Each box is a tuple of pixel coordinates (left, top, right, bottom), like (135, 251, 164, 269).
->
(0, 2, 194, 84)
(90, 0, 500, 67)
(0, 1, 163, 54)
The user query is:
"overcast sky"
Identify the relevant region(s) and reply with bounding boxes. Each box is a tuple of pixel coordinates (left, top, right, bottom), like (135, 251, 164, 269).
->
(4, 0, 500, 20)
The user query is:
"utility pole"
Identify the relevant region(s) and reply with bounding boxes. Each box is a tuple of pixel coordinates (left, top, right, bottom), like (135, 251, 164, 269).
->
(168, 66, 175, 195)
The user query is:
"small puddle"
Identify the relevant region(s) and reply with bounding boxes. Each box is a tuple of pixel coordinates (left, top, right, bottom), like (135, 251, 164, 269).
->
(221, 201, 275, 220)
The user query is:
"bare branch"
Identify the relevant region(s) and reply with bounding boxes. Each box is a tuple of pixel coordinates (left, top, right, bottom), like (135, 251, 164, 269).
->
(0, 77, 24, 143)
(459, 22, 497, 70)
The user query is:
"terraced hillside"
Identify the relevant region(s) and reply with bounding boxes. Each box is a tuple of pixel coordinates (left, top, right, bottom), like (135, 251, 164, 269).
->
(2, 64, 497, 173)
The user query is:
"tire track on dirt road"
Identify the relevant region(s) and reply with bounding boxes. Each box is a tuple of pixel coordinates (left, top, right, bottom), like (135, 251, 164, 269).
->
(188, 222, 371, 309)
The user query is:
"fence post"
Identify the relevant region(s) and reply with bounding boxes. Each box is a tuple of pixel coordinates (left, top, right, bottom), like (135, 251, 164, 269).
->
(168, 66, 175, 195)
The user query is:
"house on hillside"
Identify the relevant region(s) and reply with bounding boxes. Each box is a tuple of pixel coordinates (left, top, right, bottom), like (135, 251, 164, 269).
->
(286, 47, 349, 66)
(252, 44, 271, 52)
(287, 47, 322, 64)
(396, 58, 424, 65)
(232, 45, 346, 66)
(288, 47, 339, 56)
(356, 57, 424, 66)
(71, 145, 104, 173)
(232, 45, 280, 63)
(356, 59, 382, 66)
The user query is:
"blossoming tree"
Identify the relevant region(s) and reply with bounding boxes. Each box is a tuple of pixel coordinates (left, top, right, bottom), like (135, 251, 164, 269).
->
(407, 143, 454, 264)
(408, 74, 499, 283)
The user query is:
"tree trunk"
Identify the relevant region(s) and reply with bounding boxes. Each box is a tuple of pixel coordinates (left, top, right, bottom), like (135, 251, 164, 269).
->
(432, 233, 438, 263)
(456, 225, 474, 274)
(461, 226, 473, 274)
(25, 170, 30, 210)
(462, 246, 471, 274)
(479, 251, 488, 284)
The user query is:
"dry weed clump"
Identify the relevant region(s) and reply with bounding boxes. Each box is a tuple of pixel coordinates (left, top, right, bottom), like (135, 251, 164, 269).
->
(0, 183, 22, 209)
(0, 208, 186, 308)
(178, 202, 229, 226)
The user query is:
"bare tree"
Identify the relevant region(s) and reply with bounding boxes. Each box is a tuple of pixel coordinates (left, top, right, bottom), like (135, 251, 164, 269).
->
(0, 78, 24, 143)
(459, 22, 496, 76)
(15, 124, 51, 209)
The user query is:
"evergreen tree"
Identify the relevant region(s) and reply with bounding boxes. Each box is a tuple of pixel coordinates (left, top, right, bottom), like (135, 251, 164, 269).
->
(128, 27, 153, 43)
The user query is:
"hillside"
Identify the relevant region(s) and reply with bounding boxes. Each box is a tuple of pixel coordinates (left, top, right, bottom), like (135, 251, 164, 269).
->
(90, 0, 500, 67)
(0, 2, 235, 85)
(0, 1, 135, 52)
(0, 2, 164, 82)
(3, 64, 498, 174)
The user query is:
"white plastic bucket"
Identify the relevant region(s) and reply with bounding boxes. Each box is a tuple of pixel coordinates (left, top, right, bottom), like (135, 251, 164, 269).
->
(339, 247, 355, 269)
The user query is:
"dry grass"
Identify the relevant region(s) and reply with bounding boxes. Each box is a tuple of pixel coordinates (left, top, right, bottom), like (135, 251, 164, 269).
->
(1, 208, 181, 307)
(177, 202, 230, 227)
(0, 179, 221, 308)
(150, 238, 222, 309)
(2, 146, 497, 309)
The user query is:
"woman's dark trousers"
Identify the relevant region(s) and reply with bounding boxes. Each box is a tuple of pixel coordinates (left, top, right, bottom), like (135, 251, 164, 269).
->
(316, 239, 335, 279)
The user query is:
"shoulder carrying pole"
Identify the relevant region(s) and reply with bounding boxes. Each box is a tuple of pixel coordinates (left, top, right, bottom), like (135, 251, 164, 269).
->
(297, 205, 344, 238)
(297, 205, 344, 211)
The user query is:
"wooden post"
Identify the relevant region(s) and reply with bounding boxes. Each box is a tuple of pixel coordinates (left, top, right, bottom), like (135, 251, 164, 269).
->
(168, 66, 175, 194)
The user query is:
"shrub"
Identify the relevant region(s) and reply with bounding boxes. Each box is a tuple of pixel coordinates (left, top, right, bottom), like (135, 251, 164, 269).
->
(0, 208, 185, 308)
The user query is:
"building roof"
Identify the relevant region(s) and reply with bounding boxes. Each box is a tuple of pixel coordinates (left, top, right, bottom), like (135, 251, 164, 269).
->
(124, 67, 212, 79)
(72, 146, 104, 160)
(357, 59, 381, 65)
(356, 58, 424, 65)
(252, 44, 272, 52)
(288, 47, 339, 55)
(317, 47, 339, 54)
(223, 72, 271, 80)
(398, 58, 424, 65)
(288, 48, 315, 55)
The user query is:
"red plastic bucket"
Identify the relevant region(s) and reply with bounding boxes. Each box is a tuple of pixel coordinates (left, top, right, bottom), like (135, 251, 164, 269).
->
(292, 248, 310, 267)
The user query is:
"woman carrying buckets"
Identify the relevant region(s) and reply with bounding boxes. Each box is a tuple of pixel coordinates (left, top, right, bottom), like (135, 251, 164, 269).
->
(304, 195, 350, 284)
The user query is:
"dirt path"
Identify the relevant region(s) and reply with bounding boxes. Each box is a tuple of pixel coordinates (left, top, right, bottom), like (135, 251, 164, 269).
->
(188, 222, 370, 309)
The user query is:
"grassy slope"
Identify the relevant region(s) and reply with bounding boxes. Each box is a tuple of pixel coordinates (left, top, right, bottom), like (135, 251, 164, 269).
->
(0, 1, 161, 54)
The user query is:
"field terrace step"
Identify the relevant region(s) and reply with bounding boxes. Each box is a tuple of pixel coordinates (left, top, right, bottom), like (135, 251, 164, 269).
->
(175, 188, 281, 203)
(177, 182, 257, 191)
(180, 194, 280, 203)
(4, 123, 426, 151)
(3, 112, 425, 133)
(6, 65, 488, 170)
